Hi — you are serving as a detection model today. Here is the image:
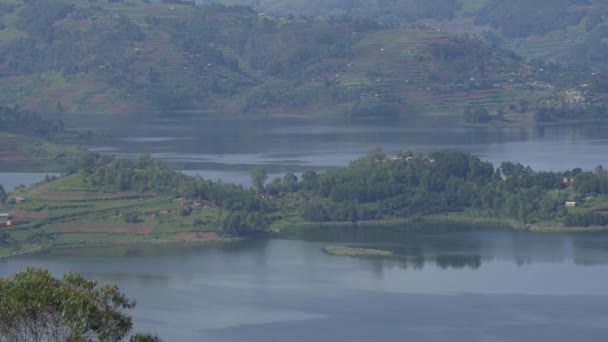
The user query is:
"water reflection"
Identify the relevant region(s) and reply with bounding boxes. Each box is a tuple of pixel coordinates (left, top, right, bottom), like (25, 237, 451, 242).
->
(28, 224, 608, 274)
(7, 115, 608, 187)
(68, 114, 608, 177)
(4, 228, 608, 340)
(281, 223, 608, 270)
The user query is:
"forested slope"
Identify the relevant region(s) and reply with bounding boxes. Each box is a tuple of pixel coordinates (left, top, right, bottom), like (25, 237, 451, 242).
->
(4, 149, 608, 256)
(0, 0, 593, 122)
(202, 0, 608, 72)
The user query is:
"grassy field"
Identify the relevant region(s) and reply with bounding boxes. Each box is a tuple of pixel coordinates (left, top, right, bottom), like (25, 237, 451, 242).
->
(2, 167, 607, 258)
(0, 173, 231, 258)
(0, 133, 81, 160)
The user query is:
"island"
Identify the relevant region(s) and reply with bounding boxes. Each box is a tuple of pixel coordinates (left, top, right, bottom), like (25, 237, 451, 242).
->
(2, 148, 608, 258)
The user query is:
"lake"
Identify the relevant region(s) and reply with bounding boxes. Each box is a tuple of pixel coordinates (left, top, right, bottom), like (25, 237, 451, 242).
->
(4, 116, 608, 341)
(2, 226, 608, 341)
(72, 115, 608, 186)
(0, 172, 59, 191)
(5, 116, 608, 188)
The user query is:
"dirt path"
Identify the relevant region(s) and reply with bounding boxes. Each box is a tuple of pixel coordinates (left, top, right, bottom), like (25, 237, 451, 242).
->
(57, 223, 152, 234)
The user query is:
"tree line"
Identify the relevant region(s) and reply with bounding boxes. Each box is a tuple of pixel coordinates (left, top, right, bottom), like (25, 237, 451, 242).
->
(73, 148, 608, 232)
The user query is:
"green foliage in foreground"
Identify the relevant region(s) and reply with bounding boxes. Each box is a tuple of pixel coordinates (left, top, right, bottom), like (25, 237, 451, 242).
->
(323, 246, 393, 257)
(0, 268, 142, 342)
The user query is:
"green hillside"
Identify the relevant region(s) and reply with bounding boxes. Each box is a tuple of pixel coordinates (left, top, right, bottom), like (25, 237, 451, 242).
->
(4, 149, 608, 257)
(202, 0, 608, 72)
(0, 106, 82, 169)
(0, 0, 584, 122)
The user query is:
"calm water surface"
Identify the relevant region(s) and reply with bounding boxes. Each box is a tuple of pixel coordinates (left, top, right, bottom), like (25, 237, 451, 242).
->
(73, 115, 608, 186)
(0, 172, 59, 191)
(4, 117, 608, 340)
(5, 116, 608, 187)
(2, 227, 608, 341)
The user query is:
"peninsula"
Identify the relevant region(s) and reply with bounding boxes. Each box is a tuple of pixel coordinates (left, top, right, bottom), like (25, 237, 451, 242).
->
(2, 148, 607, 258)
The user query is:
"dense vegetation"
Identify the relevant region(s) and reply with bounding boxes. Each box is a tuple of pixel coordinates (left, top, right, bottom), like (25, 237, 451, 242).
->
(0, 106, 64, 138)
(0, 0, 601, 122)
(474, 0, 586, 38)
(3, 148, 608, 258)
(0, 268, 161, 341)
(70, 149, 608, 231)
(202, 0, 608, 72)
(0, 106, 85, 163)
(202, 0, 462, 23)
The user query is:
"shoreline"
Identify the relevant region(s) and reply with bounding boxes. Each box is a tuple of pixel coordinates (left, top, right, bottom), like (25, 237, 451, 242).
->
(275, 214, 608, 234)
(2, 215, 605, 260)
(0, 235, 242, 260)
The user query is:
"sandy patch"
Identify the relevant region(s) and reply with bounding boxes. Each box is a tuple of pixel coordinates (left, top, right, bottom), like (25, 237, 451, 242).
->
(57, 223, 152, 234)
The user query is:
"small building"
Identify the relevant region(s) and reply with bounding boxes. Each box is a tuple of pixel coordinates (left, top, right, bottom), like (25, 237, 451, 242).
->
(562, 177, 575, 184)
(565, 201, 577, 208)
(14, 197, 25, 204)
(159, 209, 170, 215)
(0, 213, 11, 226)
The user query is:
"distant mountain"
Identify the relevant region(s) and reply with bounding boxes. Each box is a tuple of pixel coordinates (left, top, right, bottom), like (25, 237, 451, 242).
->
(0, 0, 602, 122)
(198, 0, 608, 72)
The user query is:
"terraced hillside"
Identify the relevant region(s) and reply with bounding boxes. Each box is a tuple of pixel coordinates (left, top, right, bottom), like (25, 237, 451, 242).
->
(0, 173, 229, 257)
(0, 0, 588, 121)
(205, 0, 608, 72)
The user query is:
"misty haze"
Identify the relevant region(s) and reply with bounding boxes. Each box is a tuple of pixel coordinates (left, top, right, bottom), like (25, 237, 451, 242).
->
(2, 1, 608, 341)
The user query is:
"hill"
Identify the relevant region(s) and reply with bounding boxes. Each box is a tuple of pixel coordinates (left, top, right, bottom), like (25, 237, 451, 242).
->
(202, 0, 608, 73)
(0, 0, 596, 122)
(0, 106, 83, 169)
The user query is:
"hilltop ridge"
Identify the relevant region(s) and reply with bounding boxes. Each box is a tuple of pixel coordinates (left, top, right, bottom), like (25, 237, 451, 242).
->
(0, 0, 601, 123)
(202, 0, 608, 72)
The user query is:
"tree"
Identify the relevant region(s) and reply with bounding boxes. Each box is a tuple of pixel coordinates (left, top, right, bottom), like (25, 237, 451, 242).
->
(250, 167, 267, 195)
(221, 211, 269, 236)
(300, 169, 318, 191)
(122, 212, 141, 223)
(282, 172, 298, 192)
(180, 206, 193, 217)
(0, 185, 6, 205)
(0, 268, 137, 342)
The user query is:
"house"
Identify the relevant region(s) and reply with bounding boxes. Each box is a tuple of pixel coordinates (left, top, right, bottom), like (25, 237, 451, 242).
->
(562, 177, 575, 184)
(159, 209, 170, 215)
(14, 197, 25, 204)
(0, 213, 11, 226)
(565, 202, 577, 208)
